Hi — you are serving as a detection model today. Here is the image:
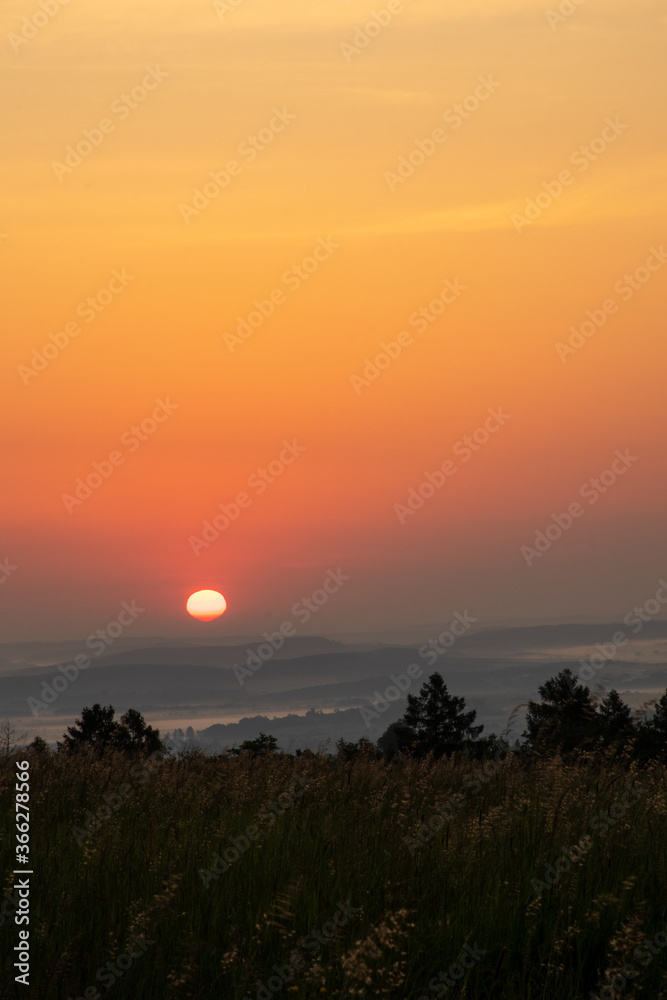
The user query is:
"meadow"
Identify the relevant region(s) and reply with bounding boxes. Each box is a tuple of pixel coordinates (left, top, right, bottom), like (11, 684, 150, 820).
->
(2, 742, 667, 1000)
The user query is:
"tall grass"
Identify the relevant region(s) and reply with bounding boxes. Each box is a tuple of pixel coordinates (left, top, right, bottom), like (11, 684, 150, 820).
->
(1, 746, 667, 999)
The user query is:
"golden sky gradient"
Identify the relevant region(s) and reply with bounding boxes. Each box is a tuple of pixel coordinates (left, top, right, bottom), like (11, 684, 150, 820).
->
(2, 0, 666, 639)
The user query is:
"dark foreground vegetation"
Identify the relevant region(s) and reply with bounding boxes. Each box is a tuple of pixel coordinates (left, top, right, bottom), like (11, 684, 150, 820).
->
(2, 668, 667, 999)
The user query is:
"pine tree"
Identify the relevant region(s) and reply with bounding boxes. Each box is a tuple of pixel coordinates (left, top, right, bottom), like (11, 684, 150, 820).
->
(597, 689, 634, 748)
(636, 689, 667, 762)
(399, 672, 483, 757)
(523, 668, 597, 754)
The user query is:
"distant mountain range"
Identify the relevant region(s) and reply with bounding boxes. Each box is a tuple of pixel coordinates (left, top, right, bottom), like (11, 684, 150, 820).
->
(2, 622, 666, 750)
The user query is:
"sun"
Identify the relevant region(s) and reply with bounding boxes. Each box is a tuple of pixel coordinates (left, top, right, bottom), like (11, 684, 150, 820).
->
(186, 589, 227, 621)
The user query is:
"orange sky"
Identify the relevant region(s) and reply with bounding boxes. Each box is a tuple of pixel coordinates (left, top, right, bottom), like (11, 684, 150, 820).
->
(2, 0, 666, 640)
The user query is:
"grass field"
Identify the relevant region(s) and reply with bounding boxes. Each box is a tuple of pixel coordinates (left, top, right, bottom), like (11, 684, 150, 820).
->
(2, 745, 667, 999)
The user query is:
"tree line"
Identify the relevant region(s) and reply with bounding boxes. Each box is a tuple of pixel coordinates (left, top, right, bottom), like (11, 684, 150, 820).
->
(6, 667, 667, 763)
(374, 668, 667, 763)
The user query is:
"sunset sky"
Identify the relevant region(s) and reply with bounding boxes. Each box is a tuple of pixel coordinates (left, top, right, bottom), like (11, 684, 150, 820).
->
(2, 0, 666, 641)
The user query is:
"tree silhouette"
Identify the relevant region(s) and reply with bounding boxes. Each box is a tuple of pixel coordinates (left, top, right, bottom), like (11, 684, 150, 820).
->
(114, 709, 164, 756)
(0, 718, 27, 755)
(27, 735, 50, 754)
(636, 690, 667, 762)
(60, 704, 116, 753)
(597, 689, 634, 749)
(336, 737, 378, 761)
(397, 672, 483, 757)
(59, 704, 164, 756)
(377, 721, 418, 759)
(523, 668, 597, 754)
(230, 732, 279, 757)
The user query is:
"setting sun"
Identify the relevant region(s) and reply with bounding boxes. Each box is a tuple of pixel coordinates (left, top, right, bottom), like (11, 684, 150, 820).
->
(186, 589, 227, 621)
